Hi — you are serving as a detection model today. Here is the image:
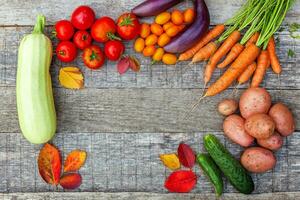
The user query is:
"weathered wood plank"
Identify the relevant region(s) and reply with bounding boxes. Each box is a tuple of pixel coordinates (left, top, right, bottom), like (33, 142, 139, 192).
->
(0, 0, 299, 26)
(2, 192, 300, 200)
(0, 27, 299, 89)
(1, 87, 299, 133)
(0, 132, 299, 193)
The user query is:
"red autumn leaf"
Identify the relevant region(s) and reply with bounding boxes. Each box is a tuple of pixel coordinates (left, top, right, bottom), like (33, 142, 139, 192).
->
(164, 170, 197, 193)
(128, 56, 140, 72)
(177, 143, 195, 168)
(60, 173, 82, 189)
(38, 143, 61, 185)
(117, 57, 130, 74)
(63, 150, 87, 172)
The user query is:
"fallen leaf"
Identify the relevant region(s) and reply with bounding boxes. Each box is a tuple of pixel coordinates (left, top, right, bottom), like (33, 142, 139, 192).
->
(160, 153, 181, 170)
(164, 170, 197, 193)
(38, 143, 61, 185)
(117, 57, 130, 74)
(177, 143, 195, 168)
(59, 66, 84, 89)
(64, 150, 87, 172)
(129, 56, 140, 72)
(60, 173, 82, 189)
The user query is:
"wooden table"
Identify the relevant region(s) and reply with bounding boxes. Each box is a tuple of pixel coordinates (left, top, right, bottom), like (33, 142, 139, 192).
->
(1, 0, 300, 199)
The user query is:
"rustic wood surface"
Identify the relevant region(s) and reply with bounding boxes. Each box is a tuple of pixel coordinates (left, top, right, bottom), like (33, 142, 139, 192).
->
(0, 0, 300, 199)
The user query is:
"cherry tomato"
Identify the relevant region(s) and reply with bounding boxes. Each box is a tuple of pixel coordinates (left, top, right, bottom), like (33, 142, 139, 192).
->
(91, 16, 120, 43)
(56, 41, 77, 63)
(73, 30, 92, 50)
(117, 13, 140, 40)
(71, 5, 95, 30)
(82, 45, 105, 69)
(104, 40, 125, 61)
(54, 20, 74, 41)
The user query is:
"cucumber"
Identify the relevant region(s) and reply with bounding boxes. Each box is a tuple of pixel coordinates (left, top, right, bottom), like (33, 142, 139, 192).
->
(197, 153, 223, 196)
(204, 134, 254, 194)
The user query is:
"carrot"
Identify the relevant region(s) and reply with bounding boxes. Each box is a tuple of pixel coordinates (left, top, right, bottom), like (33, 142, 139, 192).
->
(267, 36, 281, 74)
(245, 32, 260, 47)
(205, 43, 261, 97)
(237, 62, 257, 84)
(217, 43, 244, 69)
(178, 24, 225, 61)
(191, 42, 218, 63)
(251, 50, 270, 87)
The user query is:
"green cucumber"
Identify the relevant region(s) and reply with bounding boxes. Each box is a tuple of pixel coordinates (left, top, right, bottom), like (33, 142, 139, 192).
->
(197, 153, 223, 197)
(204, 134, 254, 194)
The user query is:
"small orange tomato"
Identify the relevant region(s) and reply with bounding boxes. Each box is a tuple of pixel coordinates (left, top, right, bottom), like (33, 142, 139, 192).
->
(155, 12, 171, 25)
(158, 33, 171, 47)
(184, 8, 195, 24)
(150, 23, 164, 36)
(163, 22, 174, 31)
(145, 34, 158, 46)
(134, 38, 145, 53)
(171, 9, 184, 25)
(152, 48, 165, 62)
(140, 23, 151, 38)
(165, 25, 181, 37)
(143, 45, 156, 57)
(178, 24, 185, 31)
(162, 53, 177, 65)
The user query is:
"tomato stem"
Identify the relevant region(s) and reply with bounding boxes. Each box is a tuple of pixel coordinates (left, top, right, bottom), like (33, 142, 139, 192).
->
(107, 32, 121, 41)
(119, 15, 134, 26)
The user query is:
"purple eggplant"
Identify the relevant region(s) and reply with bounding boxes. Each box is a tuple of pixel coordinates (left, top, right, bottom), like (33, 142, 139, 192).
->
(164, 0, 210, 53)
(132, 0, 182, 17)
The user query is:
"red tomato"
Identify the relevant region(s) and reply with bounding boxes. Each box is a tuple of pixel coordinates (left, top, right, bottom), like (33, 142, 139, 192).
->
(71, 6, 95, 30)
(54, 20, 74, 41)
(56, 41, 77, 63)
(104, 40, 125, 61)
(117, 13, 140, 40)
(91, 16, 120, 43)
(73, 30, 92, 50)
(82, 45, 105, 69)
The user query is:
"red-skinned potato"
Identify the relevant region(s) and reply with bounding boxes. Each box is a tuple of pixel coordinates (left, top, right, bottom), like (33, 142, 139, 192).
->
(239, 88, 271, 118)
(269, 103, 295, 136)
(223, 114, 254, 147)
(245, 113, 275, 139)
(257, 132, 283, 151)
(218, 99, 238, 116)
(241, 147, 276, 173)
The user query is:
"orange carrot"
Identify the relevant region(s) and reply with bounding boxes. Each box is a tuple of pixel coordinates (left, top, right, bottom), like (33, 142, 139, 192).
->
(178, 24, 225, 61)
(251, 50, 270, 87)
(245, 32, 260, 47)
(191, 42, 218, 63)
(267, 36, 281, 74)
(218, 43, 244, 69)
(237, 62, 257, 84)
(205, 43, 261, 97)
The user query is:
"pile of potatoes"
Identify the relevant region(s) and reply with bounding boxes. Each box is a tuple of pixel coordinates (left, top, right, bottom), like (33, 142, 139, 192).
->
(218, 87, 295, 173)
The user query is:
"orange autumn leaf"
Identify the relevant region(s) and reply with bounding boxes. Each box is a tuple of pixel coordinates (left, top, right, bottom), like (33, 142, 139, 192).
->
(38, 143, 61, 185)
(59, 66, 84, 89)
(159, 153, 181, 170)
(64, 150, 87, 172)
(60, 173, 82, 189)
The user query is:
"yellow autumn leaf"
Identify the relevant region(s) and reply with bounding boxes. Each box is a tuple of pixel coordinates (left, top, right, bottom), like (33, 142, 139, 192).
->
(59, 66, 84, 89)
(159, 153, 181, 170)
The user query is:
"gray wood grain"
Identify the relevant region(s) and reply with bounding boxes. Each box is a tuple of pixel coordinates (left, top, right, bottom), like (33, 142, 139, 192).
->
(0, 0, 299, 26)
(0, 132, 299, 194)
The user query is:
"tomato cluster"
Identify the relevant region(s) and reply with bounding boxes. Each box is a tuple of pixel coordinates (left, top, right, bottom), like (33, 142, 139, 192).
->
(54, 6, 140, 70)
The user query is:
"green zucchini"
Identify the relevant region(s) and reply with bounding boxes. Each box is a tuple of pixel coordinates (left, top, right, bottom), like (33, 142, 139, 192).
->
(197, 153, 223, 197)
(17, 15, 56, 144)
(204, 134, 254, 194)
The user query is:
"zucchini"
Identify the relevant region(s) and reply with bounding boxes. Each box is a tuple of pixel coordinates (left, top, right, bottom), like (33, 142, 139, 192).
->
(197, 153, 223, 197)
(17, 15, 56, 144)
(204, 134, 254, 194)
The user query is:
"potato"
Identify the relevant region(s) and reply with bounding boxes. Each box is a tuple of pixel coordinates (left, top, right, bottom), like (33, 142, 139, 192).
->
(269, 103, 295, 136)
(241, 147, 276, 173)
(218, 99, 238, 116)
(257, 132, 283, 151)
(244, 113, 275, 139)
(239, 88, 272, 118)
(223, 114, 254, 147)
